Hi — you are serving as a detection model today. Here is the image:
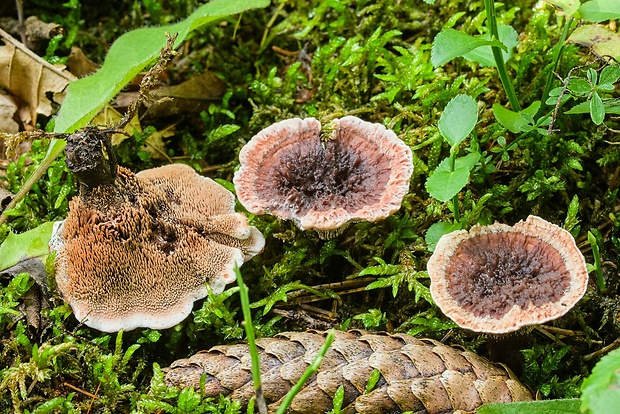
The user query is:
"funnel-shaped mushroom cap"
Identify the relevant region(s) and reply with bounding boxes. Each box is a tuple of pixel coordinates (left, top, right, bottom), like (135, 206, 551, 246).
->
(428, 215, 588, 334)
(233, 116, 413, 236)
(50, 164, 265, 332)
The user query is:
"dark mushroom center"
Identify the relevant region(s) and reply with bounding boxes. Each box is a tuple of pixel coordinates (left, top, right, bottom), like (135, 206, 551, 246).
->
(444, 231, 572, 319)
(263, 133, 390, 215)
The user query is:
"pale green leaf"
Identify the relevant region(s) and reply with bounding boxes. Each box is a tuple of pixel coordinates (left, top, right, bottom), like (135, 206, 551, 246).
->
(577, 0, 620, 22)
(431, 28, 504, 67)
(0, 221, 55, 271)
(462, 24, 519, 67)
(438, 94, 478, 146)
(590, 91, 605, 124)
(581, 348, 620, 414)
(568, 25, 620, 60)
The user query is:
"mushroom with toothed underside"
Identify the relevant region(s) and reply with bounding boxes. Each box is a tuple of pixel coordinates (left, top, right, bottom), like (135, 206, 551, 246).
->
(233, 116, 413, 239)
(50, 128, 265, 332)
(427, 215, 588, 334)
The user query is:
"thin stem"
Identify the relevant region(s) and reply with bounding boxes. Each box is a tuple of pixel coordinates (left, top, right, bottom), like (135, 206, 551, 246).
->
(536, 17, 574, 120)
(275, 330, 335, 414)
(588, 231, 605, 293)
(236, 266, 267, 414)
(449, 147, 460, 223)
(484, 0, 521, 111)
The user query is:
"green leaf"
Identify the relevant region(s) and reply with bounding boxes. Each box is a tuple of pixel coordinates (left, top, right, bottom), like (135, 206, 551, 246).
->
(544, 0, 581, 17)
(598, 64, 620, 86)
(436, 152, 481, 173)
(581, 348, 620, 414)
(590, 91, 605, 124)
(479, 399, 580, 413)
(0, 221, 55, 271)
(462, 24, 519, 67)
(438, 94, 478, 146)
(493, 101, 541, 133)
(425, 221, 460, 252)
(565, 101, 592, 114)
(54, 0, 270, 133)
(425, 166, 470, 202)
(431, 28, 505, 67)
(577, 0, 620, 22)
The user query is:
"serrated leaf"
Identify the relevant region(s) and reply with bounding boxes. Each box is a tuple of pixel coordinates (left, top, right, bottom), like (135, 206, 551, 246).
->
(565, 101, 591, 114)
(431, 28, 504, 67)
(0, 221, 54, 271)
(462, 24, 519, 67)
(54, 0, 270, 134)
(479, 399, 580, 413)
(425, 166, 471, 202)
(577, 0, 620, 22)
(581, 348, 620, 414)
(438, 94, 478, 146)
(590, 91, 605, 124)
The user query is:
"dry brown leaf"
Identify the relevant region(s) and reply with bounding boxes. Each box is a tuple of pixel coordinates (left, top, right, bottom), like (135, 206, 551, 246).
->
(0, 28, 76, 126)
(67, 46, 99, 78)
(113, 71, 226, 121)
(0, 90, 19, 133)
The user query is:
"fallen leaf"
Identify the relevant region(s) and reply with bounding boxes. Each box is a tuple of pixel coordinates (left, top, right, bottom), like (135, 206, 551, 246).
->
(67, 46, 99, 78)
(0, 28, 76, 126)
(568, 25, 620, 60)
(0, 90, 19, 133)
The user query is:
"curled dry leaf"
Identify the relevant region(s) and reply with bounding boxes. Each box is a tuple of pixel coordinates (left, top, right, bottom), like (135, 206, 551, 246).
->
(164, 330, 532, 413)
(0, 28, 76, 126)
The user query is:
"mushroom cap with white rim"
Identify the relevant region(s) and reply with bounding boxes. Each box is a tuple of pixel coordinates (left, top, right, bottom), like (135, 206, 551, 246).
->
(427, 215, 588, 334)
(50, 164, 265, 332)
(233, 116, 413, 236)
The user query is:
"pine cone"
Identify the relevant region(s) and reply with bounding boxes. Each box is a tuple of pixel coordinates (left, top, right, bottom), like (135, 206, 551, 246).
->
(163, 330, 532, 413)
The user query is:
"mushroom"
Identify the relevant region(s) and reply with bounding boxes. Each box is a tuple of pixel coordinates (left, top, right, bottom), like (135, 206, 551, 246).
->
(50, 128, 264, 332)
(233, 116, 413, 238)
(427, 215, 588, 334)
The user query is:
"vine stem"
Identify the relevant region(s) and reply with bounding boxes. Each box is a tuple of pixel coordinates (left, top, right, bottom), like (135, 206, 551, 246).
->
(484, 0, 521, 111)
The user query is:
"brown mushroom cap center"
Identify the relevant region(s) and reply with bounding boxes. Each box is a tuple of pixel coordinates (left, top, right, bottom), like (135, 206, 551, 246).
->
(444, 231, 572, 319)
(264, 135, 390, 216)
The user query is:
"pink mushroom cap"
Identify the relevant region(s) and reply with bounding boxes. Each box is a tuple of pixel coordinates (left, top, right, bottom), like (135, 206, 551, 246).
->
(428, 215, 588, 334)
(233, 116, 413, 236)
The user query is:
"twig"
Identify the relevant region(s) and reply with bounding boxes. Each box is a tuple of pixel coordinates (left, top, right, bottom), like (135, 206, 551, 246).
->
(584, 336, 620, 361)
(63, 382, 101, 400)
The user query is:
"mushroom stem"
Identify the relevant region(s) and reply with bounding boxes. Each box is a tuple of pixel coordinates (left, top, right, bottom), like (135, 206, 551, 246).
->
(65, 127, 119, 194)
(486, 329, 532, 375)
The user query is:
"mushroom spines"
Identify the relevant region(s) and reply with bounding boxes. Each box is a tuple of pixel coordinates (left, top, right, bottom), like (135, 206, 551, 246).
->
(51, 163, 264, 332)
(428, 215, 588, 334)
(234, 116, 413, 237)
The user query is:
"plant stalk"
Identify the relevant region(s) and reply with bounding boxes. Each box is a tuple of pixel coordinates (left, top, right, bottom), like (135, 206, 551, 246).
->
(484, 0, 520, 111)
(449, 148, 460, 223)
(275, 329, 335, 414)
(236, 266, 267, 414)
(536, 17, 574, 120)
